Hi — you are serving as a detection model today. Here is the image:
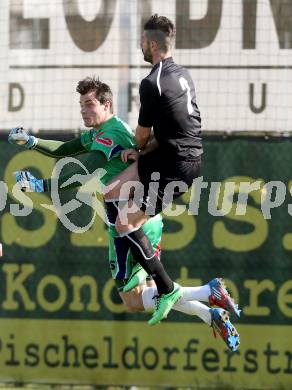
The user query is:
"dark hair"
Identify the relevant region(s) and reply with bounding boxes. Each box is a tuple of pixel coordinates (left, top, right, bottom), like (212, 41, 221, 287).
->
(143, 14, 175, 51)
(76, 76, 113, 113)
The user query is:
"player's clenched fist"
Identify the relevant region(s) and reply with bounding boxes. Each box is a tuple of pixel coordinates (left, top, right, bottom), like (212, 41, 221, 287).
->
(14, 171, 45, 192)
(8, 127, 38, 149)
(121, 148, 139, 162)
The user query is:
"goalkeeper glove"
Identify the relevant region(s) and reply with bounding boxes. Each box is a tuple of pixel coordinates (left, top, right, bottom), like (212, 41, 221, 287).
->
(8, 127, 38, 149)
(14, 171, 45, 192)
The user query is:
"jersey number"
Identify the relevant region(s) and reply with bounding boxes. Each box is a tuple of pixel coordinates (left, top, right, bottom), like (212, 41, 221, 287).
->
(179, 77, 194, 115)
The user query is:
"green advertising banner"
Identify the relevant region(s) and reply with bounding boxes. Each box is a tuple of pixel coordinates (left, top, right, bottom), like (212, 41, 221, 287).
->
(0, 134, 292, 389)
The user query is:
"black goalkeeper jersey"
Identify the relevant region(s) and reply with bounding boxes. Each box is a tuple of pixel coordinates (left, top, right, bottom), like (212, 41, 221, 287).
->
(138, 57, 202, 160)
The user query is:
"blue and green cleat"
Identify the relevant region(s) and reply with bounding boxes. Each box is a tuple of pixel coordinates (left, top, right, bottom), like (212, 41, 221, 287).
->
(208, 278, 241, 317)
(210, 308, 240, 352)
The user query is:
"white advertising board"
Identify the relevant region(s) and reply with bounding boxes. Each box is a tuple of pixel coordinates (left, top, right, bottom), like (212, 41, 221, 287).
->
(1, 0, 291, 132)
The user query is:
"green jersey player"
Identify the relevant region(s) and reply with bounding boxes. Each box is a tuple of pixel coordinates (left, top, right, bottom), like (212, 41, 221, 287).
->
(8, 77, 240, 352)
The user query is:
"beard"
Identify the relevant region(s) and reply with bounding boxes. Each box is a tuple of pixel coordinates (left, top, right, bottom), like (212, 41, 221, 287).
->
(142, 46, 153, 63)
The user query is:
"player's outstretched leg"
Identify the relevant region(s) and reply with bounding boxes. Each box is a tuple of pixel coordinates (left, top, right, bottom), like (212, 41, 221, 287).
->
(148, 282, 182, 325)
(210, 308, 240, 352)
(208, 278, 241, 317)
(122, 263, 148, 292)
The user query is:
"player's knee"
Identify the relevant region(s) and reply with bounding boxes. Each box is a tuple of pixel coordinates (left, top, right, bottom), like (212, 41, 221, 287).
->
(119, 290, 144, 312)
(124, 301, 140, 313)
(115, 218, 133, 235)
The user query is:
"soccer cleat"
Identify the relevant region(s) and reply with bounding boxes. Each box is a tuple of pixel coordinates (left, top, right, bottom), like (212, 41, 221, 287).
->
(210, 308, 240, 352)
(208, 278, 241, 317)
(148, 283, 182, 326)
(122, 263, 148, 292)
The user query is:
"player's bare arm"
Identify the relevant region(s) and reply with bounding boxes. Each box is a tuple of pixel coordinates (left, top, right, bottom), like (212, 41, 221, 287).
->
(135, 124, 152, 149)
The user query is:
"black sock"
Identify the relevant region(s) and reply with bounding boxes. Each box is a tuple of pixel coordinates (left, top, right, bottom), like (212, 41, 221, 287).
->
(105, 201, 174, 295)
(127, 228, 174, 295)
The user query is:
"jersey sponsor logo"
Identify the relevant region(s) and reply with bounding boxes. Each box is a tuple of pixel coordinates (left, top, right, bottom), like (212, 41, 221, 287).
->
(95, 132, 113, 147)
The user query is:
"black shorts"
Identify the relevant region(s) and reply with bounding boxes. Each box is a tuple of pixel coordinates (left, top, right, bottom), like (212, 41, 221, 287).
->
(137, 149, 202, 215)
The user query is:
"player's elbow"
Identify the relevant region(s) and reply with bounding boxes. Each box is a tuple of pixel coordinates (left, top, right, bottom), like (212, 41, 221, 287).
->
(135, 136, 148, 150)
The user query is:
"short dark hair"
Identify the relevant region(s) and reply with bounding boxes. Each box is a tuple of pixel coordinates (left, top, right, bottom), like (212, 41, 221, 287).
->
(76, 76, 113, 113)
(144, 14, 175, 52)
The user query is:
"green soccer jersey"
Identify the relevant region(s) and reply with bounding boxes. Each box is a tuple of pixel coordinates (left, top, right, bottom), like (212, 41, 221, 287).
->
(34, 115, 163, 283)
(80, 115, 136, 185)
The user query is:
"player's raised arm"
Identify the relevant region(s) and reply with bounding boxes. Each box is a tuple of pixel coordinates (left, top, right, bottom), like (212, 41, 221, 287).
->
(8, 127, 38, 149)
(14, 150, 107, 193)
(35, 137, 86, 158)
(8, 126, 86, 158)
